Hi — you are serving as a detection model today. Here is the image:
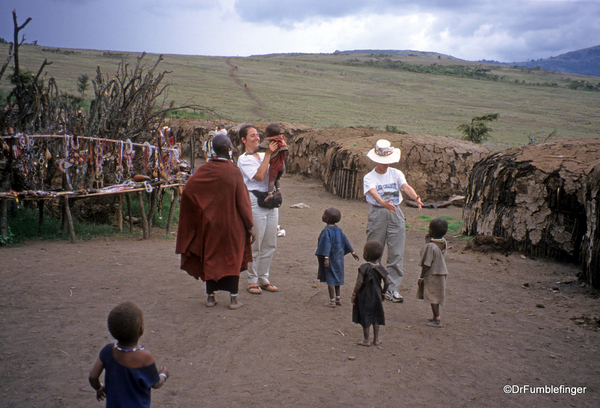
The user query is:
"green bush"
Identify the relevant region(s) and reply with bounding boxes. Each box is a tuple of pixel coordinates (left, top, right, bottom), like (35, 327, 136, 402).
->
(385, 125, 408, 134)
(415, 214, 462, 234)
(166, 109, 207, 119)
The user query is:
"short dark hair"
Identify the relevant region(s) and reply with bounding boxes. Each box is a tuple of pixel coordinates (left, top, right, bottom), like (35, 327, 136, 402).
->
(324, 207, 341, 224)
(363, 240, 384, 262)
(213, 134, 232, 158)
(107, 302, 144, 344)
(265, 123, 281, 137)
(239, 124, 256, 141)
(430, 218, 449, 238)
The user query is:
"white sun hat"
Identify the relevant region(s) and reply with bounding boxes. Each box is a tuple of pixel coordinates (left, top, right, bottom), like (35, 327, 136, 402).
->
(367, 139, 401, 164)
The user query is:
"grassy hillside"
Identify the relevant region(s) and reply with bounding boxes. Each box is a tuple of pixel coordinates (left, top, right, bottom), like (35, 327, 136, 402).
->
(1, 44, 599, 151)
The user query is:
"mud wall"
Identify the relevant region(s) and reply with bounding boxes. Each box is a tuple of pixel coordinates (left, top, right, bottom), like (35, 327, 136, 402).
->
(581, 163, 600, 288)
(285, 127, 489, 201)
(462, 139, 600, 263)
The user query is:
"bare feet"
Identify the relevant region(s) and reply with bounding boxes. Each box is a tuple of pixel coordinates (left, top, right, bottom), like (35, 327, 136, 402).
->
(373, 340, 382, 346)
(427, 319, 442, 327)
(205, 294, 216, 307)
(357, 341, 371, 347)
(229, 301, 244, 310)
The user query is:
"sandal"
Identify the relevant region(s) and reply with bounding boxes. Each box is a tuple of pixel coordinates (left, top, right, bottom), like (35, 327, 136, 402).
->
(427, 319, 442, 328)
(260, 283, 278, 292)
(335, 296, 342, 306)
(247, 284, 262, 295)
(326, 299, 336, 308)
(205, 294, 217, 307)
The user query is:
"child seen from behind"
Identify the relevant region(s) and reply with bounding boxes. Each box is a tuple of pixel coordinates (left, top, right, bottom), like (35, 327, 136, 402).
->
(316, 207, 359, 307)
(250, 123, 288, 202)
(89, 301, 169, 407)
(351, 240, 391, 346)
(417, 218, 449, 327)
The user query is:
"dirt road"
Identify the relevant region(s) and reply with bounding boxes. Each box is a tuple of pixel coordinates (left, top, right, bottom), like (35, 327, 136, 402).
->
(1, 174, 599, 407)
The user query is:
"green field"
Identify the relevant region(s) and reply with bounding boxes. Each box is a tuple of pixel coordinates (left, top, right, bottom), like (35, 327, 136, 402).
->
(2, 44, 599, 151)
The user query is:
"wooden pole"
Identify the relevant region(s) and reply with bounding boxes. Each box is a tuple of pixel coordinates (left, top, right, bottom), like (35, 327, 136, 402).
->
(118, 194, 123, 232)
(61, 196, 68, 234)
(147, 189, 157, 228)
(63, 196, 77, 243)
(165, 187, 180, 235)
(38, 200, 44, 232)
(125, 193, 133, 233)
(190, 137, 195, 173)
(0, 198, 7, 237)
(137, 190, 149, 239)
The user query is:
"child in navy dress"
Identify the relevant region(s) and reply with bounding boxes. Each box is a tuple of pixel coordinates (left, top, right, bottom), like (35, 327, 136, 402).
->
(89, 301, 169, 407)
(316, 207, 359, 307)
(351, 240, 391, 346)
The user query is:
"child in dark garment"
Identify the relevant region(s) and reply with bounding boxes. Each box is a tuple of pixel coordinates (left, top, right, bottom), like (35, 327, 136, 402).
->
(316, 207, 360, 307)
(351, 240, 391, 346)
(89, 302, 169, 407)
(250, 123, 288, 202)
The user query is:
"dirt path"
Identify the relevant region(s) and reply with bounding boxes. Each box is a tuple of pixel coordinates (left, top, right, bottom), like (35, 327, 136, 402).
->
(1, 174, 599, 407)
(225, 57, 265, 118)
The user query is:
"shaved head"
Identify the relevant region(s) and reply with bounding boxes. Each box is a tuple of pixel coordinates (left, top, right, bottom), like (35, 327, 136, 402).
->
(213, 134, 233, 158)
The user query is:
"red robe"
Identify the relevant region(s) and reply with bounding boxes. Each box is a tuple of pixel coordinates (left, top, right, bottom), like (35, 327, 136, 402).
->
(175, 159, 253, 281)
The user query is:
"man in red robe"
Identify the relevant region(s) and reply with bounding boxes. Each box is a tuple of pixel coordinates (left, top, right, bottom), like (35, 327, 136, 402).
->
(176, 134, 254, 309)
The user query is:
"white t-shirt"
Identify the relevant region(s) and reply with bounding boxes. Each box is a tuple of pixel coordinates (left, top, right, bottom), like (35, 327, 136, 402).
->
(363, 167, 407, 206)
(238, 152, 269, 192)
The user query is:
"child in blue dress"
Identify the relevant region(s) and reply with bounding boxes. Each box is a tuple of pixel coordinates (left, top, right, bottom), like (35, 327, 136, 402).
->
(89, 301, 169, 407)
(351, 240, 391, 346)
(316, 207, 359, 307)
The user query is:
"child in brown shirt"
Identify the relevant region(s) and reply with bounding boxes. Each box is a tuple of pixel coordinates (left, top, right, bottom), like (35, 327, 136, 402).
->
(418, 218, 449, 328)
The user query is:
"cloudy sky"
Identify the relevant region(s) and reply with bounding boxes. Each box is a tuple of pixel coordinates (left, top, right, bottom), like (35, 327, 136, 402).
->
(1, 0, 599, 62)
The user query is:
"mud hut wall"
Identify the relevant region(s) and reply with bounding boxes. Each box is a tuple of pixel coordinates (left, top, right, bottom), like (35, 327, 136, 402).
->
(462, 140, 600, 263)
(581, 164, 600, 288)
(286, 129, 489, 201)
(167, 119, 218, 161)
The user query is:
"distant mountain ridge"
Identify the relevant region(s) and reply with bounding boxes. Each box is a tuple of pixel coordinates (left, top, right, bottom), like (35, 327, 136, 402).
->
(338, 46, 600, 78)
(485, 45, 600, 78)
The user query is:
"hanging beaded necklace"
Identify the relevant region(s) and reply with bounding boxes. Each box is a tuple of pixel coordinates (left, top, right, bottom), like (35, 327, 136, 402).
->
(114, 343, 145, 352)
(429, 237, 446, 243)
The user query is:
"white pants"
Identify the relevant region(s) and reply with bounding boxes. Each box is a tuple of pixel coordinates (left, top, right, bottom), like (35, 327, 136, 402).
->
(246, 193, 278, 285)
(366, 205, 405, 291)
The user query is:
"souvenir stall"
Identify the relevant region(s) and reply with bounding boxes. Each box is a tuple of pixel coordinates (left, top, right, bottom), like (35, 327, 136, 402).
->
(0, 127, 190, 242)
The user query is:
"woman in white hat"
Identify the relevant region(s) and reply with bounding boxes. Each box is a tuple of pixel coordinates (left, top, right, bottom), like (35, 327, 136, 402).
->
(364, 139, 423, 303)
